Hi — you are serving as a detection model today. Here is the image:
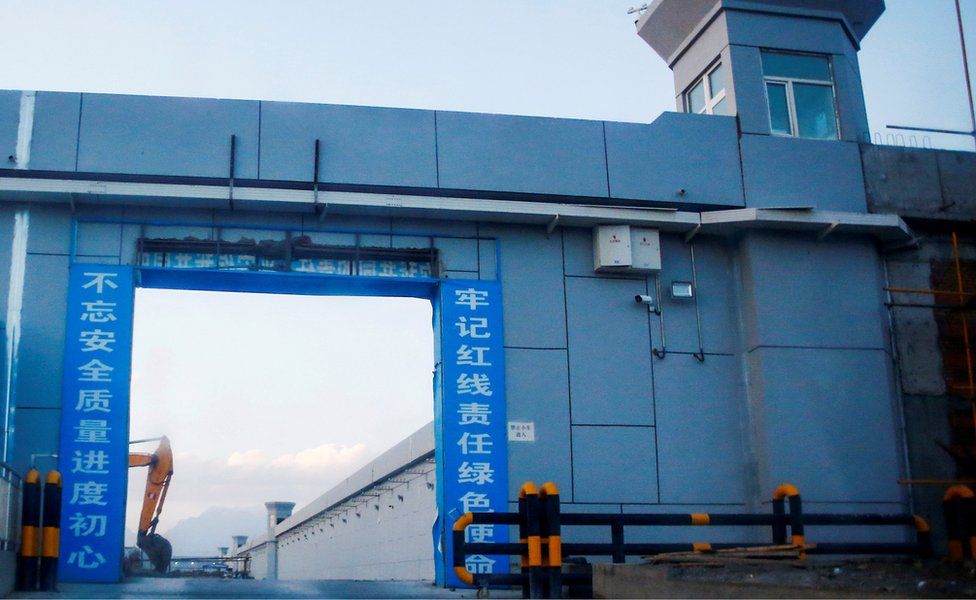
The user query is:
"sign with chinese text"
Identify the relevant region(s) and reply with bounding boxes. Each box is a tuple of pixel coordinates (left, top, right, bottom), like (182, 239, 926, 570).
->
(57, 266, 134, 582)
(507, 422, 535, 442)
(440, 280, 509, 586)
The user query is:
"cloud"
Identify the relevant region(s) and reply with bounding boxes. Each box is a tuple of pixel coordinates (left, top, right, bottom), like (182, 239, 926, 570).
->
(227, 449, 268, 468)
(270, 443, 366, 471)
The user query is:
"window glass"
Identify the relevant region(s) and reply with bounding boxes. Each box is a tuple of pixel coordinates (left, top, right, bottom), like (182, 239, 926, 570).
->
(761, 52, 831, 81)
(766, 83, 792, 135)
(794, 83, 838, 139)
(688, 81, 706, 113)
(707, 63, 725, 97)
(712, 97, 728, 116)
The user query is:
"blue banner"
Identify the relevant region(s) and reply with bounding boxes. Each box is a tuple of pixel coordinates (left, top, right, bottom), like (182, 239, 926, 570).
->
(439, 280, 509, 586)
(57, 266, 134, 582)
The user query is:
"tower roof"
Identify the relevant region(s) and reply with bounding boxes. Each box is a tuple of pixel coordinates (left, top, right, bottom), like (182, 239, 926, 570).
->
(637, 0, 885, 64)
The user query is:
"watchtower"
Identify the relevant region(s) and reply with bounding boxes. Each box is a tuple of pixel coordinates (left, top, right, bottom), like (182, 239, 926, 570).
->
(637, 0, 884, 143)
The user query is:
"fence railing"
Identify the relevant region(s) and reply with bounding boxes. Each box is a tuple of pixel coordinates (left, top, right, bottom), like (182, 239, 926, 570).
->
(454, 482, 931, 599)
(0, 461, 21, 553)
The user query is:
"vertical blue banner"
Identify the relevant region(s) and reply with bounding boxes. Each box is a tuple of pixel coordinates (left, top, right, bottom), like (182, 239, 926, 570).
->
(439, 280, 509, 586)
(57, 265, 134, 582)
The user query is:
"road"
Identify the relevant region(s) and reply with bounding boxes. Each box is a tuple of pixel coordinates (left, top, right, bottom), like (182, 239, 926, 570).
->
(12, 578, 522, 599)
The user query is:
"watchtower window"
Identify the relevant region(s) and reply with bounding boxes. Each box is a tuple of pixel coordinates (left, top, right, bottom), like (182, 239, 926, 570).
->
(761, 51, 839, 140)
(684, 62, 727, 115)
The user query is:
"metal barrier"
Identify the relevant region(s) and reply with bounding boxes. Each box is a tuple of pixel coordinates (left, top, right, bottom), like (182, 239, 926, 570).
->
(0, 461, 22, 553)
(943, 485, 976, 562)
(454, 482, 931, 599)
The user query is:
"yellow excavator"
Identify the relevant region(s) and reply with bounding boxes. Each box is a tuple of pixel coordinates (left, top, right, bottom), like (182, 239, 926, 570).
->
(129, 436, 174, 573)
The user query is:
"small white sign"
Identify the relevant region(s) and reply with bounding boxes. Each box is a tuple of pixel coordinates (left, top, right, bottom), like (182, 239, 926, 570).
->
(508, 421, 535, 442)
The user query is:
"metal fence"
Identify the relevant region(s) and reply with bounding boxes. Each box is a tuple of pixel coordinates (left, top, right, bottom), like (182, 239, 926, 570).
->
(0, 461, 22, 553)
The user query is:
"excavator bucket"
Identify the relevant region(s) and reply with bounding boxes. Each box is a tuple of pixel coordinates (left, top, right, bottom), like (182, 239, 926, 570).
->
(138, 532, 173, 574)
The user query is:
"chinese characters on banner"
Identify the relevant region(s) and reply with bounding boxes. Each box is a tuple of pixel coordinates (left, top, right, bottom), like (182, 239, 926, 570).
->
(57, 266, 134, 582)
(440, 280, 509, 586)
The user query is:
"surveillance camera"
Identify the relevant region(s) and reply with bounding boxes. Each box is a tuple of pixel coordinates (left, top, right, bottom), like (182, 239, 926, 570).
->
(635, 294, 660, 314)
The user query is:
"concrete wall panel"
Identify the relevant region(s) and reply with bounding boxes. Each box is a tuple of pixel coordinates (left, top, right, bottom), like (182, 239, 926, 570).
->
(566, 277, 654, 425)
(657, 236, 738, 355)
(0, 91, 18, 166)
(482, 224, 566, 348)
(653, 354, 748, 504)
(725, 10, 852, 55)
(16, 254, 69, 409)
(259, 103, 437, 187)
(862, 146, 943, 215)
(572, 426, 658, 504)
(505, 348, 572, 499)
(739, 232, 886, 350)
(77, 94, 260, 178)
(728, 45, 770, 136)
(31, 92, 81, 171)
(605, 114, 744, 207)
(12, 407, 61, 474)
(740, 135, 867, 211)
(752, 347, 902, 503)
(436, 112, 608, 198)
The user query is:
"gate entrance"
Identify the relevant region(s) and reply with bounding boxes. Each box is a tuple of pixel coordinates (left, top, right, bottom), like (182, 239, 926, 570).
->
(55, 220, 509, 586)
(124, 288, 435, 572)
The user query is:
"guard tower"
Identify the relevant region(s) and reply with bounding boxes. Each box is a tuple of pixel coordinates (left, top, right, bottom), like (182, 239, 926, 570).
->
(636, 0, 884, 143)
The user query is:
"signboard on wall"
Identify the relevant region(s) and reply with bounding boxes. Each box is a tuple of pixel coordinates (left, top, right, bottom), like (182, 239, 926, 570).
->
(439, 280, 510, 586)
(57, 266, 134, 582)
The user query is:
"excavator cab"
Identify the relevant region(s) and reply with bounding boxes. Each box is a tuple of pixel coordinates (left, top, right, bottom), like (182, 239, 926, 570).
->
(129, 436, 174, 574)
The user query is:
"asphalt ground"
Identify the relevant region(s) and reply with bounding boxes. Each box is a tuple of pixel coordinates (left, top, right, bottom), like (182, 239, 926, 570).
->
(11, 577, 523, 599)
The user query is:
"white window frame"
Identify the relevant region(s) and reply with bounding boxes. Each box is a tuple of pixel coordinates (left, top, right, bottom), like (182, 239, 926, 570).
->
(684, 62, 727, 116)
(761, 51, 840, 140)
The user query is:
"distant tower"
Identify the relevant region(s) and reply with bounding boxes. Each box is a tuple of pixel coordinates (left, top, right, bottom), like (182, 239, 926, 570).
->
(264, 501, 295, 580)
(218, 546, 229, 557)
(636, 0, 884, 142)
(232, 535, 248, 549)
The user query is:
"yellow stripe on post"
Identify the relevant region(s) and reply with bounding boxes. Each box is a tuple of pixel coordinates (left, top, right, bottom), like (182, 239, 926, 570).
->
(692, 542, 712, 552)
(41, 528, 59, 558)
(690, 513, 710, 526)
(21, 525, 39, 558)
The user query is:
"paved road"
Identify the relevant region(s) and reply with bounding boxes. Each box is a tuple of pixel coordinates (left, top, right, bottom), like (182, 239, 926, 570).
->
(12, 577, 522, 599)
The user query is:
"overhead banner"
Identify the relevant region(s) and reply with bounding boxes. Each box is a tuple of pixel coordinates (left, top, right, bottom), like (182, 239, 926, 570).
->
(439, 280, 509, 586)
(57, 265, 134, 582)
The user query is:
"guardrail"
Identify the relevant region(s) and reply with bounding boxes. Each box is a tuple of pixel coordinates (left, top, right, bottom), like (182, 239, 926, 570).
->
(454, 482, 931, 599)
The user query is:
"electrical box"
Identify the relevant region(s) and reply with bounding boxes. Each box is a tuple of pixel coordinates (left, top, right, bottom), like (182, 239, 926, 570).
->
(630, 228, 661, 272)
(593, 225, 632, 271)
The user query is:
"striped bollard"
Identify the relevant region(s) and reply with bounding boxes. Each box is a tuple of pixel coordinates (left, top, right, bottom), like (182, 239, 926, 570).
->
(40, 470, 62, 591)
(15, 468, 41, 591)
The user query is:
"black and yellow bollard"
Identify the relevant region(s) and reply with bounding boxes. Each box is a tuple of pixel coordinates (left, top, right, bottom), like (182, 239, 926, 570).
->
(943, 485, 974, 562)
(15, 468, 41, 591)
(40, 470, 62, 591)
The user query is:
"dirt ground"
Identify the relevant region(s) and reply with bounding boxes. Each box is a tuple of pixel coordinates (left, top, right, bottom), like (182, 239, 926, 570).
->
(593, 558, 976, 598)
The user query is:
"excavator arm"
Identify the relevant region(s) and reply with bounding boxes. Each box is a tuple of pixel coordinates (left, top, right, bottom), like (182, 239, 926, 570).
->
(129, 436, 174, 573)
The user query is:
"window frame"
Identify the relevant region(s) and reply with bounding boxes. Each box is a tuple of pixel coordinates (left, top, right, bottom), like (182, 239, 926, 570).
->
(761, 50, 841, 140)
(684, 61, 727, 116)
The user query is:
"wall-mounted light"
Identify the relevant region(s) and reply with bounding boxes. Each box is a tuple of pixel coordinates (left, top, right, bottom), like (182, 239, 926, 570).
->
(670, 281, 694, 299)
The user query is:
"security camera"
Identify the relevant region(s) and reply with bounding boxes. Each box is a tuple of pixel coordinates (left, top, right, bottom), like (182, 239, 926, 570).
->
(635, 294, 659, 313)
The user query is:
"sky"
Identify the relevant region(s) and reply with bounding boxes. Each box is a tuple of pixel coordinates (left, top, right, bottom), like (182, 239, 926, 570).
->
(0, 0, 974, 553)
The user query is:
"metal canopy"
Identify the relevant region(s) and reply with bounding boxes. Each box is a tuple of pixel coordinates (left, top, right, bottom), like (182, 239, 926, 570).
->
(0, 175, 913, 243)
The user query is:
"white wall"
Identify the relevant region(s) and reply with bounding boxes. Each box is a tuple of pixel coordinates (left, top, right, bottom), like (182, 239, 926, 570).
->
(277, 463, 436, 581)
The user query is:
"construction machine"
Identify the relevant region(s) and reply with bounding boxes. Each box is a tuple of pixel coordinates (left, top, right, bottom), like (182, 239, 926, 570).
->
(129, 436, 174, 573)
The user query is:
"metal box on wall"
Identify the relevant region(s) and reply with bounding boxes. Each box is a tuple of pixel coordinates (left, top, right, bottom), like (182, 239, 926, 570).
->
(630, 227, 661, 272)
(593, 225, 632, 271)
